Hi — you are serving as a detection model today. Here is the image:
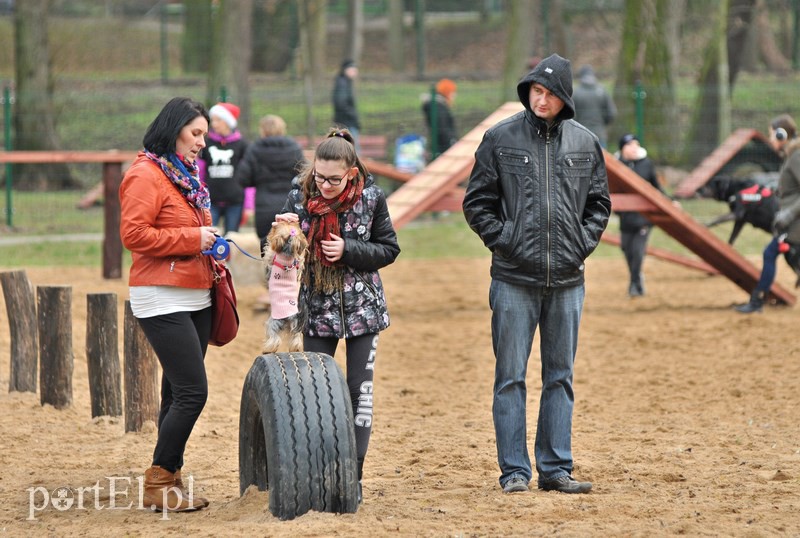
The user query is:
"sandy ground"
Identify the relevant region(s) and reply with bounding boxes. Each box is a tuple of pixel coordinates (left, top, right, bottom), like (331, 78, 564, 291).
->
(1, 253, 799, 537)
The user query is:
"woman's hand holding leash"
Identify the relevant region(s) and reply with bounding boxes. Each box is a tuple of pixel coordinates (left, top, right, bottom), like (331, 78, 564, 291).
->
(200, 226, 219, 252)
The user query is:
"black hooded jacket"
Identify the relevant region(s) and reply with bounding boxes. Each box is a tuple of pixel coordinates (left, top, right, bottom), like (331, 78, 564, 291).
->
(463, 54, 611, 288)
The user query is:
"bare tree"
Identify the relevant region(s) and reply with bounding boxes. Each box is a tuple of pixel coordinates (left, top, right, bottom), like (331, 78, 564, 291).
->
(207, 0, 253, 134)
(251, 0, 298, 73)
(502, 0, 536, 102)
(344, 0, 364, 66)
(614, 0, 679, 162)
(13, 0, 73, 190)
(754, 0, 791, 72)
(388, 0, 405, 73)
(181, 0, 213, 73)
(307, 0, 326, 87)
(684, 0, 731, 166)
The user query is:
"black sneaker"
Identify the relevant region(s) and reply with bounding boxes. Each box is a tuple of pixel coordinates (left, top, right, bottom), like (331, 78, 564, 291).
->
(502, 476, 529, 494)
(538, 475, 592, 494)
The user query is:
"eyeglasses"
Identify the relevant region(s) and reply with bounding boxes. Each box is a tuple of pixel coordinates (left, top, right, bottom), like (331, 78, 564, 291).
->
(313, 170, 347, 186)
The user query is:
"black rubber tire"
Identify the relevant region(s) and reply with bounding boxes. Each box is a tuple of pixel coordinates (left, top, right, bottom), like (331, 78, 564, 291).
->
(239, 352, 359, 520)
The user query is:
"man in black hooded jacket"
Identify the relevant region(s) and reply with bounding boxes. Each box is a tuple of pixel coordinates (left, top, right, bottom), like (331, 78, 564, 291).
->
(463, 53, 611, 495)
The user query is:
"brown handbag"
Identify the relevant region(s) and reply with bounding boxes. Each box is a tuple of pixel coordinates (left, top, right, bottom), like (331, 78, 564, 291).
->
(209, 258, 239, 346)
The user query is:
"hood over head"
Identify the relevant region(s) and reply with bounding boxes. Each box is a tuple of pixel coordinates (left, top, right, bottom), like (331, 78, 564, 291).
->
(516, 53, 575, 121)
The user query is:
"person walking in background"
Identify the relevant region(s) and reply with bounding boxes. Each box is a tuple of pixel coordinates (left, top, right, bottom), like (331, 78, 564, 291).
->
(572, 65, 616, 148)
(737, 114, 800, 313)
(201, 102, 248, 235)
(235, 114, 306, 256)
(276, 128, 400, 504)
(615, 133, 665, 297)
(421, 78, 458, 159)
(119, 97, 218, 512)
(332, 59, 361, 150)
(463, 54, 611, 495)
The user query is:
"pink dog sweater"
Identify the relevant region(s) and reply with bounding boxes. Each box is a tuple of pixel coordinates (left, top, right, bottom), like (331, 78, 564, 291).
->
(269, 252, 301, 319)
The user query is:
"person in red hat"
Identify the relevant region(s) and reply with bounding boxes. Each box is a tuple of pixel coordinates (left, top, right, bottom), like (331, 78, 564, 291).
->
(421, 78, 458, 159)
(201, 102, 249, 235)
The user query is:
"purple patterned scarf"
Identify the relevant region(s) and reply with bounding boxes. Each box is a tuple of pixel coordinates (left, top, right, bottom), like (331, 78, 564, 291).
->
(145, 150, 210, 209)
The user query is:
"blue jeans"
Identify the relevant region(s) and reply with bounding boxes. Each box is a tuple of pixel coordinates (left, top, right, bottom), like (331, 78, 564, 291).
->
(755, 236, 781, 292)
(489, 279, 584, 487)
(210, 203, 243, 235)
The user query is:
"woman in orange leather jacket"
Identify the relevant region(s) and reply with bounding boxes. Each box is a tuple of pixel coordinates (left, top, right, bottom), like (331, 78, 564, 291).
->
(119, 97, 219, 513)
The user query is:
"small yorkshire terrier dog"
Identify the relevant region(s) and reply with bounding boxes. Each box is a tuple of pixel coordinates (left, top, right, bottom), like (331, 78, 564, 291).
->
(262, 221, 308, 353)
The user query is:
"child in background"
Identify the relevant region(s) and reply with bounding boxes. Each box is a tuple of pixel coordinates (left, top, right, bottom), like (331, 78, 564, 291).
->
(201, 102, 249, 235)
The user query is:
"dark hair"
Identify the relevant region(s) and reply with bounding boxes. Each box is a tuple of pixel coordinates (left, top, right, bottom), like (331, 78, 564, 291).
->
(142, 97, 209, 156)
(299, 128, 369, 201)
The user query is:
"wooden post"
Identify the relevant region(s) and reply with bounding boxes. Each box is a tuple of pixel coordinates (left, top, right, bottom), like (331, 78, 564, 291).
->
(103, 161, 123, 280)
(0, 270, 38, 393)
(37, 286, 73, 409)
(123, 300, 158, 433)
(86, 293, 122, 417)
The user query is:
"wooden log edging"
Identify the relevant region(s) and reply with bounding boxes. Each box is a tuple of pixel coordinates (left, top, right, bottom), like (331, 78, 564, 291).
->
(86, 293, 122, 418)
(123, 300, 158, 433)
(37, 286, 73, 409)
(0, 270, 38, 393)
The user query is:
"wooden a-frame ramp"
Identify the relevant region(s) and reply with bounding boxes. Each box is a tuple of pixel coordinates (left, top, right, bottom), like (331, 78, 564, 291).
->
(385, 102, 795, 306)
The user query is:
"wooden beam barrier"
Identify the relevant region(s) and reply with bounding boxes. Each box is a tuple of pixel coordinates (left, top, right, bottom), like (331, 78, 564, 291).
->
(0, 151, 138, 280)
(86, 293, 122, 418)
(0, 270, 38, 393)
(123, 300, 158, 433)
(37, 286, 73, 409)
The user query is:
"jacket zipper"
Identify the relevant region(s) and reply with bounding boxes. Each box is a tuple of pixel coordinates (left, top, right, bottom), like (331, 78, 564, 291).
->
(339, 289, 347, 339)
(545, 129, 552, 287)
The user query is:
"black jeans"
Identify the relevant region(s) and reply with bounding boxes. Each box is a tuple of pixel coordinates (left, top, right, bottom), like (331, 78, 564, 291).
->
(303, 333, 378, 479)
(621, 226, 651, 293)
(136, 307, 212, 473)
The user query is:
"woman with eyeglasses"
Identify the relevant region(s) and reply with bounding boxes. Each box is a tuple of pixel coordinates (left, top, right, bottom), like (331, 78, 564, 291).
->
(276, 128, 400, 504)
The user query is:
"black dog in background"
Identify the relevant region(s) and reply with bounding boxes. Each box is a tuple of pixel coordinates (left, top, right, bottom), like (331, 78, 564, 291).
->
(699, 176, 779, 245)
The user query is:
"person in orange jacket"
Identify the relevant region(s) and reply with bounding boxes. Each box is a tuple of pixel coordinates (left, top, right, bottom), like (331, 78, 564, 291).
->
(120, 97, 219, 513)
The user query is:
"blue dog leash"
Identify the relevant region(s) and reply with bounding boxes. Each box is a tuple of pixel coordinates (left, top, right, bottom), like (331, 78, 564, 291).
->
(203, 235, 262, 261)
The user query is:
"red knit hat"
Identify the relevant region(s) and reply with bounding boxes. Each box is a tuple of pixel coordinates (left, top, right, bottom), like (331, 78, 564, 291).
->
(436, 79, 457, 99)
(209, 102, 240, 130)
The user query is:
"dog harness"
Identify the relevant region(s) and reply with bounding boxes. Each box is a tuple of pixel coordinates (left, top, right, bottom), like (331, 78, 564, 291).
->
(270, 252, 301, 320)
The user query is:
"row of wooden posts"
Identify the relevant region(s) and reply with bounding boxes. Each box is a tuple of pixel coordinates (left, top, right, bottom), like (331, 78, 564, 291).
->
(0, 270, 158, 433)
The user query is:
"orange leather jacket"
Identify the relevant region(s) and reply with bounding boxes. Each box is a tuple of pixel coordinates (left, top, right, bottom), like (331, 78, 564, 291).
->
(120, 153, 214, 289)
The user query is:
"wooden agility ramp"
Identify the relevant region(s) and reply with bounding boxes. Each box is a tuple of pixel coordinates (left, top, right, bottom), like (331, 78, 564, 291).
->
(386, 102, 795, 305)
(674, 128, 781, 198)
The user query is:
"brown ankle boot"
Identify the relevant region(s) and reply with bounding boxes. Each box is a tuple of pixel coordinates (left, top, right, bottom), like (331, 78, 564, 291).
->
(143, 466, 207, 512)
(174, 469, 210, 508)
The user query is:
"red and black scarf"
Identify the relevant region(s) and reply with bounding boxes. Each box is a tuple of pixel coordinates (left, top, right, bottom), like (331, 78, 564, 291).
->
(306, 178, 364, 292)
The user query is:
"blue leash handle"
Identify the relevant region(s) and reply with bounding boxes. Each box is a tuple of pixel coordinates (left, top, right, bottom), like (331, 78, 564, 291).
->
(203, 235, 261, 261)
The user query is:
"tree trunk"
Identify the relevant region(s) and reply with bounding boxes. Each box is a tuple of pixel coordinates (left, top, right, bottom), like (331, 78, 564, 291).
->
(388, 0, 405, 73)
(728, 0, 757, 85)
(548, 0, 569, 58)
(251, 0, 297, 73)
(755, 0, 791, 72)
(614, 0, 679, 161)
(181, 0, 213, 73)
(308, 0, 327, 89)
(297, 1, 316, 143)
(86, 293, 122, 418)
(207, 0, 254, 127)
(123, 301, 158, 433)
(684, 0, 731, 166)
(13, 0, 73, 190)
(0, 270, 38, 393)
(37, 286, 73, 409)
(502, 0, 535, 102)
(344, 0, 364, 68)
